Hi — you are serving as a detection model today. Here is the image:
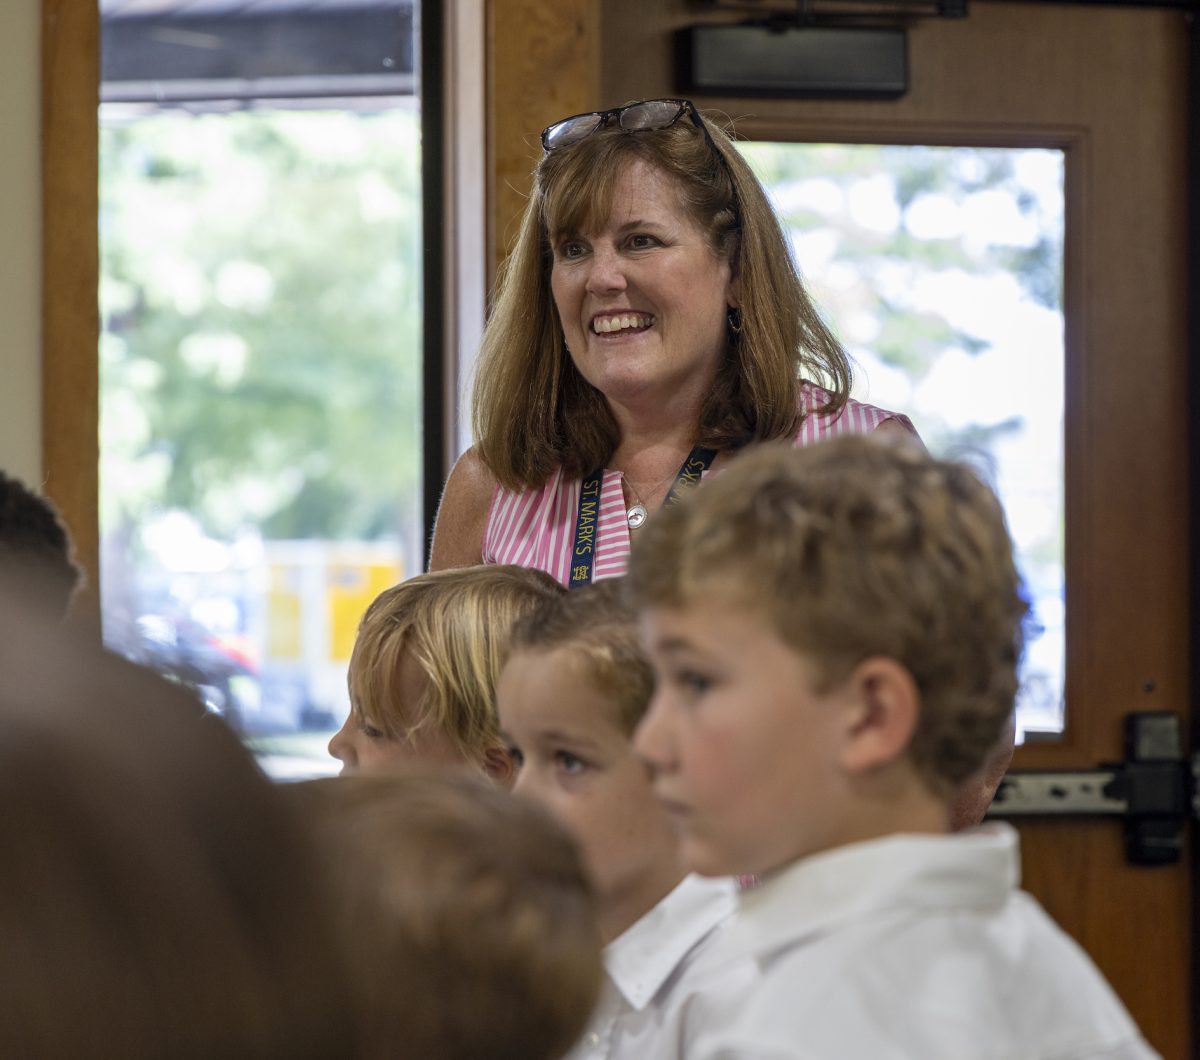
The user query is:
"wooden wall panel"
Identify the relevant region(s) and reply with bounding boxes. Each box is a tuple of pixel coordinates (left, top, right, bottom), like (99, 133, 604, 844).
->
(487, 0, 600, 277)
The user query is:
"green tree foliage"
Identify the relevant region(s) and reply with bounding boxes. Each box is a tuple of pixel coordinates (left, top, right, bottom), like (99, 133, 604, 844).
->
(101, 108, 422, 543)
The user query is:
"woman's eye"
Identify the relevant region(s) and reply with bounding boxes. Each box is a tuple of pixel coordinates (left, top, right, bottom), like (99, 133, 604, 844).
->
(554, 750, 586, 774)
(558, 240, 587, 260)
(628, 233, 659, 250)
(358, 721, 385, 740)
(507, 746, 525, 767)
(677, 670, 713, 696)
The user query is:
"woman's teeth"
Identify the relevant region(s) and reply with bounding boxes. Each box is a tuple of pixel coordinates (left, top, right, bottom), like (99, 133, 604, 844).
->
(592, 313, 654, 334)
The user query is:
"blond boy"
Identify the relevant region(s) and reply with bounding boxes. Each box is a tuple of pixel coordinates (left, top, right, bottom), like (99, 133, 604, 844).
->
(497, 579, 754, 1059)
(290, 769, 602, 1060)
(629, 436, 1156, 1060)
(328, 564, 562, 781)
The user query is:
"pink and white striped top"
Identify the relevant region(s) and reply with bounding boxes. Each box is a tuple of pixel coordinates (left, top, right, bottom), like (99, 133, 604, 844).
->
(482, 383, 916, 587)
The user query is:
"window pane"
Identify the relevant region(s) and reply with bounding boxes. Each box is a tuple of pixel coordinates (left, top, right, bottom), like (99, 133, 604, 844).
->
(742, 143, 1065, 741)
(99, 7, 420, 779)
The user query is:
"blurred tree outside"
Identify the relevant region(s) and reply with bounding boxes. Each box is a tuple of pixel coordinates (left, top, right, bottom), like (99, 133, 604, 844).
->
(100, 107, 422, 754)
(101, 108, 421, 544)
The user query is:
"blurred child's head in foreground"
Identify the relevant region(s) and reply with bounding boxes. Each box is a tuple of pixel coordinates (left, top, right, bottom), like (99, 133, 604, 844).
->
(629, 436, 1027, 877)
(497, 578, 685, 943)
(0, 601, 358, 1059)
(330, 564, 564, 782)
(290, 769, 603, 1060)
(0, 470, 82, 620)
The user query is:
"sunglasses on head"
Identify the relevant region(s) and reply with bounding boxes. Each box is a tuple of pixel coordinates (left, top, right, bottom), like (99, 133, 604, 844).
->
(540, 98, 719, 154)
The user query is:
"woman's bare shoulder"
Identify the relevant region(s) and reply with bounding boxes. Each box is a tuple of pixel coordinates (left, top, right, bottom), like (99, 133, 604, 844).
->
(872, 416, 921, 442)
(428, 448, 499, 571)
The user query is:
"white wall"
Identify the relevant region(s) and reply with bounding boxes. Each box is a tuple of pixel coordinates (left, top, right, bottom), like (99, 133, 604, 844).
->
(0, 0, 42, 486)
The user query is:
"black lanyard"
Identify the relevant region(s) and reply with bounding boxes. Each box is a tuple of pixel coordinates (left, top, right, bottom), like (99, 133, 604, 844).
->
(568, 446, 718, 589)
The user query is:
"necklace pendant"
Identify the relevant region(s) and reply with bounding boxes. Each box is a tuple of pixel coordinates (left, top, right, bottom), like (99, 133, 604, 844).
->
(626, 503, 648, 530)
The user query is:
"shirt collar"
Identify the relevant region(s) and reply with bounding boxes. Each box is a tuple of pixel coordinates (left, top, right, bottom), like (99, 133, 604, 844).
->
(604, 874, 737, 1010)
(724, 824, 1021, 962)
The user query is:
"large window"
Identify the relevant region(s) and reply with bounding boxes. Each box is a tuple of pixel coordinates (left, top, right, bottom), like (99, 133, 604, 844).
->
(99, 0, 421, 778)
(744, 142, 1065, 741)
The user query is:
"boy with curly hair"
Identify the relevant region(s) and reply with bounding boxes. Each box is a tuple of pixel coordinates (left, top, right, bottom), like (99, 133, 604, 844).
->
(630, 436, 1155, 1060)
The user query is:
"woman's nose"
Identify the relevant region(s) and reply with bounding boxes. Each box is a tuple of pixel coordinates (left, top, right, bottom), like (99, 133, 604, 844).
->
(327, 715, 356, 767)
(585, 246, 627, 295)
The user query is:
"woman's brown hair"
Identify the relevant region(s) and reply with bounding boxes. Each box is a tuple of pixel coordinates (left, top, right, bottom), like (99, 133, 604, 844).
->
(473, 105, 851, 490)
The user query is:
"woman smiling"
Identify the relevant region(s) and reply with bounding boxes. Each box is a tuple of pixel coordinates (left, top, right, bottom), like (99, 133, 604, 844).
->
(430, 99, 915, 586)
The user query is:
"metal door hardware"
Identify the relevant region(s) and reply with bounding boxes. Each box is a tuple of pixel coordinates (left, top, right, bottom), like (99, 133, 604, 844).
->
(987, 711, 1194, 866)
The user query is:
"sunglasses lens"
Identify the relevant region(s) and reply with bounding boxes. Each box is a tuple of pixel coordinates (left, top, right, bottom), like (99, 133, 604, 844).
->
(620, 100, 685, 132)
(543, 114, 605, 151)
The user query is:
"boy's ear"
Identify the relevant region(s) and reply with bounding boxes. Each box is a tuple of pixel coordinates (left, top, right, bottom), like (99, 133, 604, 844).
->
(482, 745, 516, 789)
(838, 657, 920, 776)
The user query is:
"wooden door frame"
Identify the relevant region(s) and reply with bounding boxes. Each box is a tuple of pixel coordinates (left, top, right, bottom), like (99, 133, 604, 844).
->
(1187, 19, 1200, 1059)
(42, 0, 99, 629)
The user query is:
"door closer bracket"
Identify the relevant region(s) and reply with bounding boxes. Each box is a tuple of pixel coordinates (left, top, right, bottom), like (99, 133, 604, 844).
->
(987, 712, 1193, 866)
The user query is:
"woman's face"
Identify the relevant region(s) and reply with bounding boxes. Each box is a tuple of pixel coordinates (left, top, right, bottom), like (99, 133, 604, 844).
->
(550, 158, 737, 415)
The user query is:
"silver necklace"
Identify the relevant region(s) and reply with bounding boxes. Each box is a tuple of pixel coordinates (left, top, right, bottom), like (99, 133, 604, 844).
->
(626, 495, 649, 530)
(622, 466, 681, 530)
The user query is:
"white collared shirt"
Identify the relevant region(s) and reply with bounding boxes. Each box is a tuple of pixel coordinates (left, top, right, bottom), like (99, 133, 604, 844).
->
(566, 874, 756, 1060)
(695, 825, 1159, 1060)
